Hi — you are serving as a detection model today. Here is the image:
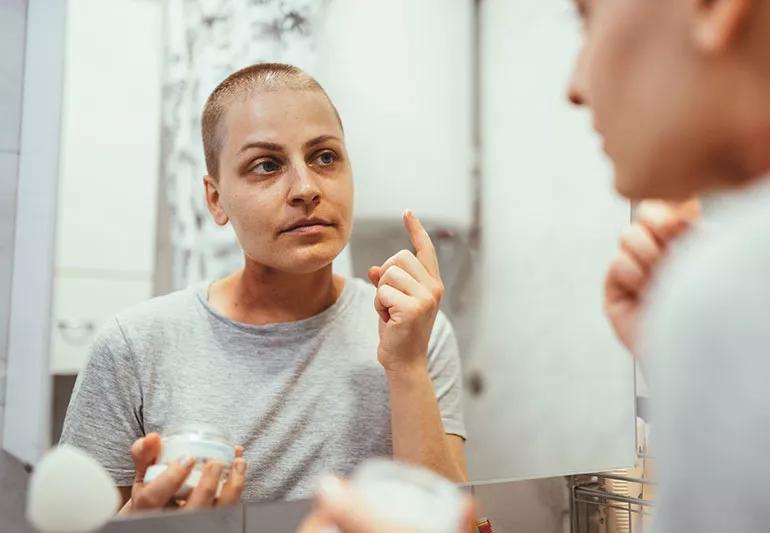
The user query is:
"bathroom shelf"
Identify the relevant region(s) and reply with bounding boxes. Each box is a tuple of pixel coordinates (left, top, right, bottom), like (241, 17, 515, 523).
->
(569, 473, 654, 533)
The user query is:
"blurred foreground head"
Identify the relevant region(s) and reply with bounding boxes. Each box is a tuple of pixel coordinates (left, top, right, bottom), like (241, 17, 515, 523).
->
(568, 0, 770, 200)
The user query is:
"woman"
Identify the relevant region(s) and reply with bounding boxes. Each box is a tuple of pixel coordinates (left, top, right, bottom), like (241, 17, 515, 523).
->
(61, 63, 467, 511)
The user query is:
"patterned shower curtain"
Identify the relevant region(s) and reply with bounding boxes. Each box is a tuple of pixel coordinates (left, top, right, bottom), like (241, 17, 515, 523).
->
(161, 0, 326, 289)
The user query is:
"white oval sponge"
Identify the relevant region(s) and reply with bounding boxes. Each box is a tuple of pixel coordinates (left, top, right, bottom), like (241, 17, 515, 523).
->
(27, 445, 120, 532)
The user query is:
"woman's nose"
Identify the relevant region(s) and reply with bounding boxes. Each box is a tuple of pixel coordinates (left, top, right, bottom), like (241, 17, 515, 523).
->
(567, 48, 589, 107)
(567, 82, 585, 106)
(288, 168, 322, 208)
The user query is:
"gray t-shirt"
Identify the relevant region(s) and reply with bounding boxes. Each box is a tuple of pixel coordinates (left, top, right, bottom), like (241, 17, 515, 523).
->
(60, 277, 466, 502)
(642, 178, 770, 532)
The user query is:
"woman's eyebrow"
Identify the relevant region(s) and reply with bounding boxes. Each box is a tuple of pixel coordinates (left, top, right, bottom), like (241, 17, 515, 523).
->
(239, 141, 285, 154)
(303, 135, 342, 150)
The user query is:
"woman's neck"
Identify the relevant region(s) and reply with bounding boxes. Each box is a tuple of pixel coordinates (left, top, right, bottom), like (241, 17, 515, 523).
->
(714, 98, 770, 190)
(209, 260, 344, 326)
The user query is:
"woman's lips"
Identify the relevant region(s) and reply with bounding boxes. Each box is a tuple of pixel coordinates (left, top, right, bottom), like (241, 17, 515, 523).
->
(283, 223, 333, 235)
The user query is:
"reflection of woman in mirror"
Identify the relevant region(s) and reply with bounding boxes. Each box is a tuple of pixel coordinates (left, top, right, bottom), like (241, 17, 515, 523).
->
(60, 63, 467, 512)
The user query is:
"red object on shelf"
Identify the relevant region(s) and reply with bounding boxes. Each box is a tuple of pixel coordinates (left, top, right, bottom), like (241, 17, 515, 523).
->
(476, 517, 493, 533)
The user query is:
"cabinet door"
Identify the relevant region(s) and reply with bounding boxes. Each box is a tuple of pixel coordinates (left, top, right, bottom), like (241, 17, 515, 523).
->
(50, 275, 152, 375)
(54, 0, 162, 275)
(463, 1, 636, 482)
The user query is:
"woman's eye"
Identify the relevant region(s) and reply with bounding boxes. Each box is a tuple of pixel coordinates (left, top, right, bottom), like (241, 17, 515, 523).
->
(315, 151, 336, 167)
(252, 159, 281, 175)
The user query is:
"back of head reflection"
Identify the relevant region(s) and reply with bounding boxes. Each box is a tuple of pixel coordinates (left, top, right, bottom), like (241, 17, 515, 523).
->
(60, 63, 467, 512)
(571, 1, 770, 532)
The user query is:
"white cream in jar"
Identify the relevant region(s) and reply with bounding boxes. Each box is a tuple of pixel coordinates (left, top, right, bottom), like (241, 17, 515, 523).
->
(143, 423, 236, 499)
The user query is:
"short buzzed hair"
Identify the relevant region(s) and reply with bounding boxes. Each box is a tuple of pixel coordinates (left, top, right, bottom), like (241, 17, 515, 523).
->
(201, 63, 342, 178)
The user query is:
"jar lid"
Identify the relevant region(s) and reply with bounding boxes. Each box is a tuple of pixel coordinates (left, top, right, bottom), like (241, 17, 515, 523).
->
(162, 423, 235, 447)
(159, 423, 236, 466)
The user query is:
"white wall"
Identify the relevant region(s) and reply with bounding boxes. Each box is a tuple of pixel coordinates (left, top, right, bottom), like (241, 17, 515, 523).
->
(316, 0, 474, 230)
(464, 0, 636, 482)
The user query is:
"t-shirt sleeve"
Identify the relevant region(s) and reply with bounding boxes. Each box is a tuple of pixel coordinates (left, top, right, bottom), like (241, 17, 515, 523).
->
(427, 311, 467, 440)
(59, 317, 144, 486)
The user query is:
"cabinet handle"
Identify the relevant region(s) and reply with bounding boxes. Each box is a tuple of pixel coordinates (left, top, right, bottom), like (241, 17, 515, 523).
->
(56, 320, 96, 345)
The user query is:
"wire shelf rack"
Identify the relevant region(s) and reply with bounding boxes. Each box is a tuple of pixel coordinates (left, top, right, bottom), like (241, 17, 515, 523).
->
(569, 472, 655, 533)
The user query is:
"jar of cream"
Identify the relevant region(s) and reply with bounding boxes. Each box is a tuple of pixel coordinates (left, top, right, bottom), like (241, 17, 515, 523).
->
(345, 459, 466, 533)
(142, 423, 236, 499)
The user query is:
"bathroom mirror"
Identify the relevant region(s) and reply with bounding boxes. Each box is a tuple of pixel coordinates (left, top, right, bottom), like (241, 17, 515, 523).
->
(2, 0, 635, 528)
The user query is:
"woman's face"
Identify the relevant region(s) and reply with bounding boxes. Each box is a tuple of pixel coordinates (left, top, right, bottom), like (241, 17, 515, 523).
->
(206, 88, 353, 274)
(568, 0, 721, 200)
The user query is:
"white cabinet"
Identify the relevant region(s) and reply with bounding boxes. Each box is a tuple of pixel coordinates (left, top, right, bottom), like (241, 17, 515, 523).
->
(50, 276, 152, 374)
(49, 0, 163, 374)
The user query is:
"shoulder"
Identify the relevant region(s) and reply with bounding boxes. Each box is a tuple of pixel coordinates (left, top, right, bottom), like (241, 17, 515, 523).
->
(89, 285, 201, 361)
(653, 190, 770, 306)
(113, 284, 201, 327)
(110, 284, 201, 338)
(643, 187, 770, 361)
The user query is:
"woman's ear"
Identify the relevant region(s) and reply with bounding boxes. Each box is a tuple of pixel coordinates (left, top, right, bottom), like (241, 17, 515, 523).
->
(204, 175, 229, 226)
(691, 0, 753, 53)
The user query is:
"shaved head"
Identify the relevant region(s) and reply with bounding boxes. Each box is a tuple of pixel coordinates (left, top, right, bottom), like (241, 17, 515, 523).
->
(201, 63, 342, 178)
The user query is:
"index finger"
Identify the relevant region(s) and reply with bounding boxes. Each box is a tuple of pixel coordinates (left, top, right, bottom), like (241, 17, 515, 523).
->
(403, 210, 440, 277)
